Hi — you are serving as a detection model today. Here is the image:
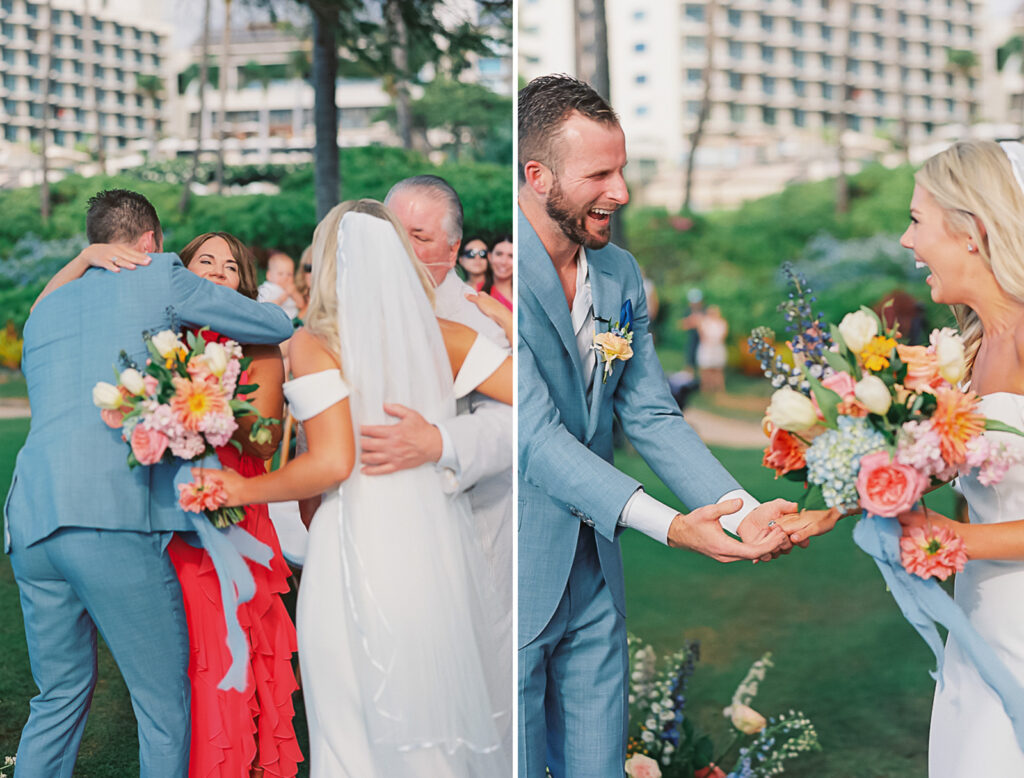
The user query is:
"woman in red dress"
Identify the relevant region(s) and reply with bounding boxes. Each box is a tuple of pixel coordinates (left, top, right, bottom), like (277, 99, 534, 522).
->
(168, 232, 301, 778)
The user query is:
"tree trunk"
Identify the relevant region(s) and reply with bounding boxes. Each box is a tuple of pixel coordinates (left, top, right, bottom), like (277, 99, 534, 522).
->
(215, 0, 233, 192)
(82, 0, 104, 173)
(385, 0, 412, 149)
(39, 0, 52, 222)
(591, 0, 610, 101)
(887, 0, 910, 163)
(683, 0, 716, 214)
(312, 3, 340, 220)
(179, 0, 212, 214)
(835, 0, 851, 215)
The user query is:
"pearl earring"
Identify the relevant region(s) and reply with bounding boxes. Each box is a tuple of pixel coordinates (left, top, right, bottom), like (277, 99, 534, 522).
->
(967, 243, 976, 253)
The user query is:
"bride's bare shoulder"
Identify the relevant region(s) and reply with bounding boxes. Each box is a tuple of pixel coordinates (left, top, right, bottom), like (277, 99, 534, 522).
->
(288, 327, 342, 377)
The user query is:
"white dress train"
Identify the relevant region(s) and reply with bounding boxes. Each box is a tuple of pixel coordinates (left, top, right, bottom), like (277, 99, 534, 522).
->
(285, 339, 510, 778)
(929, 392, 1024, 776)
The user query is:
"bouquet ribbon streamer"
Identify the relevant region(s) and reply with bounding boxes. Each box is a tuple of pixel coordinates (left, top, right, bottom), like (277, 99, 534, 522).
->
(853, 513, 1024, 751)
(173, 454, 273, 691)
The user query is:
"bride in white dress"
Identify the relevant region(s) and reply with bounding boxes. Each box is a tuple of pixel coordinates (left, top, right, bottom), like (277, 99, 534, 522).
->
(894, 140, 1024, 775)
(213, 199, 512, 776)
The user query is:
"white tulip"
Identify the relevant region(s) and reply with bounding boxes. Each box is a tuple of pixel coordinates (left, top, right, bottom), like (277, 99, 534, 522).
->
(119, 368, 146, 396)
(931, 327, 967, 385)
(150, 330, 184, 358)
(854, 374, 892, 415)
(92, 381, 122, 410)
(767, 387, 818, 432)
(838, 310, 878, 354)
(203, 342, 230, 377)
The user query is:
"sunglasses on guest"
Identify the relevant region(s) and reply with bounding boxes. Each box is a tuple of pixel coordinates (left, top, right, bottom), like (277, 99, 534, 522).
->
(461, 249, 487, 259)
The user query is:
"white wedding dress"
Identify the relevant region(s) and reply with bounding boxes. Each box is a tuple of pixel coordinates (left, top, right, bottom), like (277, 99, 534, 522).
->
(284, 211, 511, 777)
(929, 392, 1024, 776)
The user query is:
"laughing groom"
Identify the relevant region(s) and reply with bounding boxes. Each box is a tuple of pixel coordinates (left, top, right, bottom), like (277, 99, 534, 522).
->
(517, 75, 795, 777)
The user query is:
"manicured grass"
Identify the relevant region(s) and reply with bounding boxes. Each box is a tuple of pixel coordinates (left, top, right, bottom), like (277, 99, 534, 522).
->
(0, 372, 26, 399)
(0, 420, 311, 776)
(618, 446, 950, 777)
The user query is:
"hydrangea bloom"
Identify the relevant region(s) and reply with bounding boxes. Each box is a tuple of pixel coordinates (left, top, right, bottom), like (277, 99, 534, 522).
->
(805, 416, 886, 509)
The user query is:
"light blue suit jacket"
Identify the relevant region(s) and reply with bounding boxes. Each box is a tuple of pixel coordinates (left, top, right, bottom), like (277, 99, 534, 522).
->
(4, 253, 294, 550)
(517, 208, 742, 646)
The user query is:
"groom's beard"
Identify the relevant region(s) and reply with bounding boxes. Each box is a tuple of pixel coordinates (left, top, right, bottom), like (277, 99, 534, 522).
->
(545, 178, 613, 250)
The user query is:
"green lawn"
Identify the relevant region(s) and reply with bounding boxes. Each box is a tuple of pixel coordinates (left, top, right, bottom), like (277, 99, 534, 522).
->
(619, 447, 950, 777)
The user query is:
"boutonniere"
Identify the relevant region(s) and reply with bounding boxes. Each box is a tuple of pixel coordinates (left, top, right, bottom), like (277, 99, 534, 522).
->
(592, 299, 634, 383)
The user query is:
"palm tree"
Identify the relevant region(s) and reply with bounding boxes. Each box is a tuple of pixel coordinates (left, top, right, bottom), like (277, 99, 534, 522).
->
(179, 0, 213, 214)
(136, 73, 164, 159)
(240, 61, 272, 161)
(683, 0, 716, 215)
(946, 48, 979, 132)
(310, 1, 340, 219)
(997, 35, 1024, 135)
(384, 0, 412, 149)
(214, 0, 233, 192)
(39, 0, 53, 222)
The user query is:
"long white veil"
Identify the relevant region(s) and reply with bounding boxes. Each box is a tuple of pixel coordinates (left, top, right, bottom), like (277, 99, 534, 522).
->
(331, 211, 506, 765)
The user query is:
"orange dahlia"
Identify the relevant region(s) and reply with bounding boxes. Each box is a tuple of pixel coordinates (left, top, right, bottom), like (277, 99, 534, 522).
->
(931, 387, 985, 464)
(860, 336, 898, 372)
(171, 376, 228, 431)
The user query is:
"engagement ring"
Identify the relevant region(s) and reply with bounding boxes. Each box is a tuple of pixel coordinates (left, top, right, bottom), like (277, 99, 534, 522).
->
(767, 520, 777, 528)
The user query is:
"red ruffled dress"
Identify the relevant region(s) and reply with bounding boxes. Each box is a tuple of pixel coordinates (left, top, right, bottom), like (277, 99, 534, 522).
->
(168, 339, 302, 778)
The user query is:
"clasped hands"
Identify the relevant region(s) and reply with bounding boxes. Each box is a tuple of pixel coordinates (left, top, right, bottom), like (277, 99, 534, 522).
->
(667, 500, 848, 563)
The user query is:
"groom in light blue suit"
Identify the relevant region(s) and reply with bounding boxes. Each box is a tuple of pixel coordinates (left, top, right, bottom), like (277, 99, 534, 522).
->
(517, 76, 795, 777)
(3, 190, 293, 777)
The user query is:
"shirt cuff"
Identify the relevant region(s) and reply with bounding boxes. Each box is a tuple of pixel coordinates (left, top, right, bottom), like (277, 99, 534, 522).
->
(717, 488, 760, 535)
(434, 422, 460, 494)
(619, 488, 678, 545)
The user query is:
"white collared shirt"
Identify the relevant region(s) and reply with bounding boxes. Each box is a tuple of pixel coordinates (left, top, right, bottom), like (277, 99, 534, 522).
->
(568, 246, 758, 543)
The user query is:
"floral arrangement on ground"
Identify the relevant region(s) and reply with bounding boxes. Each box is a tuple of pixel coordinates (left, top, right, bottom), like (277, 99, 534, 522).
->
(624, 633, 820, 778)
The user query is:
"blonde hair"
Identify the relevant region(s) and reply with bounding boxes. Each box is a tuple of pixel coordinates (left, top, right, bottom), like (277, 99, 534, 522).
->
(303, 199, 436, 360)
(916, 140, 1024, 380)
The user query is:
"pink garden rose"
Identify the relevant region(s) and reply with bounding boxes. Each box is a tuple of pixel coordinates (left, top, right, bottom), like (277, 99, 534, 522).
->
(855, 450, 929, 517)
(900, 524, 967, 580)
(130, 424, 169, 465)
(177, 479, 229, 513)
(821, 370, 856, 399)
(624, 754, 662, 778)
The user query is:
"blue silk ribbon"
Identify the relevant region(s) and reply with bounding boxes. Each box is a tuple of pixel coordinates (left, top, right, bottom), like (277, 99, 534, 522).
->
(174, 455, 273, 692)
(853, 513, 1024, 752)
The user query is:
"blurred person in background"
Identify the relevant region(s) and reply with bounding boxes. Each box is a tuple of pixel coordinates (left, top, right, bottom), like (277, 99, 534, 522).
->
(457, 235, 492, 290)
(695, 304, 729, 394)
(258, 252, 303, 321)
(483, 235, 513, 311)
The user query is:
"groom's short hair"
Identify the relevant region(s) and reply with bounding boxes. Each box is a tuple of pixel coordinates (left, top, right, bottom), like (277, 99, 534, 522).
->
(86, 189, 162, 246)
(518, 74, 619, 182)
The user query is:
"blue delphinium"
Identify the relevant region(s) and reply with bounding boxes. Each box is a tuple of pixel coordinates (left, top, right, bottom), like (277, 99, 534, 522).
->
(805, 416, 886, 509)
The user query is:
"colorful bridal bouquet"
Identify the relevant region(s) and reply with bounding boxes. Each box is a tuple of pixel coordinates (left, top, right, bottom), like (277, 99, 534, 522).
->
(749, 265, 1023, 580)
(92, 327, 277, 528)
(625, 635, 820, 778)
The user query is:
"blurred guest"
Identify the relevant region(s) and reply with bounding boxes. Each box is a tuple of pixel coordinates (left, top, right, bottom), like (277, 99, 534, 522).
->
(258, 252, 303, 321)
(875, 288, 926, 344)
(678, 287, 704, 369)
(294, 246, 313, 322)
(483, 235, 513, 311)
(695, 304, 729, 394)
(458, 235, 491, 290)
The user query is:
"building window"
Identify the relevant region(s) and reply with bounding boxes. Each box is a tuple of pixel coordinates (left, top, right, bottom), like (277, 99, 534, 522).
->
(635, 74, 647, 84)
(634, 42, 646, 53)
(947, 98, 955, 113)
(25, 2, 38, 17)
(761, 45, 775, 63)
(27, 53, 39, 68)
(5, 126, 17, 142)
(760, 13, 773, 32)
(922, 42, 931, 57)
(923, 69, 932, 84)
(762, 75, 776, 94)
(686, 101, 700, 116)
(873, 33, 883, 50)
(923, 95, 933, 110)
(946, 72, 954, 86)
(821, 24, 832, 42)
(792, 50, 804, 67)
(26, 27, 37, 42)
(899, 39, 908, 53)
(847, 59, 859, 74)
(686, 36, 704, 51)
(822, 83, 834, 100)
(922, 15, 931, 30)
(74, 61, 84, 76)
(684, 4, 704, 21)
(848, 115, 861, 131)
(791, 19, 803, 35)
(821, 53, 833, 70)
(93, 18, 103, 32)
(793, 108, 807, 126)
(730, 103, 745, 122)
(728, 41, 743, 59)
(687, 68, 702, 82)
(792, 78, 806, 96)
(728, 9, 742, 27)
(763, 106, 777, 125)
(875, 89, 885, 105)
(849, 31, 859, 47)
(729, 71, 743, 90)
(636, 104, 649, 117)
(633, 10, 645, 21)
(898, 11, 907, 25)
(874, 5, 883, 20)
